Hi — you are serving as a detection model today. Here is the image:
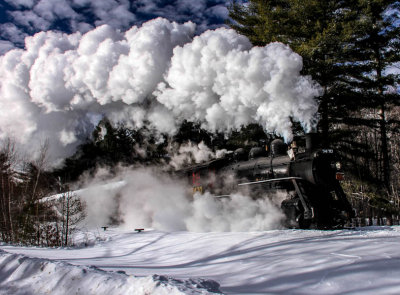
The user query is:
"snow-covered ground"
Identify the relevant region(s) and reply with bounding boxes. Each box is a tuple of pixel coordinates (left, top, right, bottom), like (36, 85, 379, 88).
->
(1, 227, 400, 294)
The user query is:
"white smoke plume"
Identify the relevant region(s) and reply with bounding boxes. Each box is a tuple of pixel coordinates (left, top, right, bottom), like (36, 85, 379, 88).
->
(0, 18, 322, 163)
(168, 141, 229, 169)
(78, 167, 285, 232)
(155, 29, 322, 139)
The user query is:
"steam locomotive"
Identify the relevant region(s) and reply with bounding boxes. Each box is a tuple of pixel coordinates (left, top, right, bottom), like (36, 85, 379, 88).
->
(178, 133, 354, 229)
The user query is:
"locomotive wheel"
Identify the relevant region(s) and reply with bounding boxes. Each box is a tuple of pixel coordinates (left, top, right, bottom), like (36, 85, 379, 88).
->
(281, 197, 311, 229)
(296, 214, 311, 229)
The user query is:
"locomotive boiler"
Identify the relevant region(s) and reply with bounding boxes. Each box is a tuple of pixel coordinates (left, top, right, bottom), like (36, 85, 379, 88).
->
(179, 133, 354, 229)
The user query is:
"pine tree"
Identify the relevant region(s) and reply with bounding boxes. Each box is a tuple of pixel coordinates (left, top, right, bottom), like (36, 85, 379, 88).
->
(340, 0, 400, 190)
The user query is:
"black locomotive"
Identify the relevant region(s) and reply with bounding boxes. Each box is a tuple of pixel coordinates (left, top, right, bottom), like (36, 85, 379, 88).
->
(178, 133, 354, 229)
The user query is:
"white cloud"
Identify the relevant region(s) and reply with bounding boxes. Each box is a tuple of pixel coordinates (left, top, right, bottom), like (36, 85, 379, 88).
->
(0, 40, 15, 55)
(1, 0, 232, 49)
(34, 0, 79, 21)
(0, 23, 28, 45)
(4, 0, 35, 8)
(10, 10, 51, 31)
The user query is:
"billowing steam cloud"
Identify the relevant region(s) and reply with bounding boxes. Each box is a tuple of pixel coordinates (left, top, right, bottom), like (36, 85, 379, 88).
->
(169, 141, 228, 169)
(0, 18, 322, 163)
(78, 167, 285, 232)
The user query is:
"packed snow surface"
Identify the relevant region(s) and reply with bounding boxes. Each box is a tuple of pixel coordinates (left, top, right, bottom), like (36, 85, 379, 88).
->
(1, 227, 400, 294)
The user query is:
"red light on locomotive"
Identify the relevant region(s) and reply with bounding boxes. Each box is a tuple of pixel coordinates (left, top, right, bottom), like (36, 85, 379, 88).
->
(192, 172, 201, 186)
(336, 172, 345, 181)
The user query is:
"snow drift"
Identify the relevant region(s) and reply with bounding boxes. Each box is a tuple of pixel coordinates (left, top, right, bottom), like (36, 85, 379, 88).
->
(2, 227, 400, 294)
(0, 249, 222, 295)
(0, 18, 321, 163)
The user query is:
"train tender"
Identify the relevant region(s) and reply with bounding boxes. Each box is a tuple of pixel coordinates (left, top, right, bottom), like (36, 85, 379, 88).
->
(178, 133, 354, 229)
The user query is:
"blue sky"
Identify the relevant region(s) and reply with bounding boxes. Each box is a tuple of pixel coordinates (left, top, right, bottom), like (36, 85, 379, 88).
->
(0, 0, 240, 53)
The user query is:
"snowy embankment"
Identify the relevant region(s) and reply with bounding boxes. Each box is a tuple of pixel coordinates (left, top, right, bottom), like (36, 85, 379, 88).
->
(2, 227, 400, 294)
(0, 249, 221, 295)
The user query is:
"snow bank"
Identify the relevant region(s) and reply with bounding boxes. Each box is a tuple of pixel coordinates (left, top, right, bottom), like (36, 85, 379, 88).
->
(2, 228, 400, 294)
(0, 249, 222, 295)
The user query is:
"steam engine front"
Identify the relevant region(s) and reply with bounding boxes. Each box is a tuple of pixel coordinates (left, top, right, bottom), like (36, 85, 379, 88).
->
(179, 133, 354, 229)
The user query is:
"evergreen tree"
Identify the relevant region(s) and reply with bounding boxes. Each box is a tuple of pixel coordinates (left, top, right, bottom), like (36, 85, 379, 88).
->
(340, 0, 400, 190)
(173, 121, 215, 146)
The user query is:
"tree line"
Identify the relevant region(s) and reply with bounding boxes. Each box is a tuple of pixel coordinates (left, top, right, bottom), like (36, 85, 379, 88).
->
(0, 139, 85, 246)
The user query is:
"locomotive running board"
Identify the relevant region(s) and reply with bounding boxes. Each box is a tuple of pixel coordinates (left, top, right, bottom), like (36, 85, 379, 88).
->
(238, 177, 302, 186)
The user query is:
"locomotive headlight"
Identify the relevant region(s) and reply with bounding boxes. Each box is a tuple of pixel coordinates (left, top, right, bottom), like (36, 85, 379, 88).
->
(335, 162, 342, 170)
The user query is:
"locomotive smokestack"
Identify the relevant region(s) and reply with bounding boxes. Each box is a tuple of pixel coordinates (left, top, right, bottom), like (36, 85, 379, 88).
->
(305, 133, 319, 152)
